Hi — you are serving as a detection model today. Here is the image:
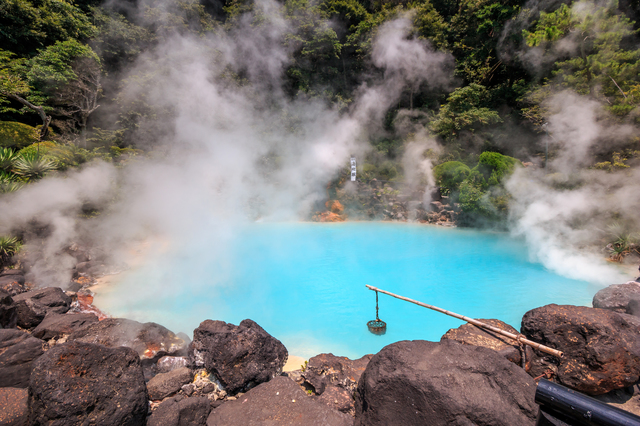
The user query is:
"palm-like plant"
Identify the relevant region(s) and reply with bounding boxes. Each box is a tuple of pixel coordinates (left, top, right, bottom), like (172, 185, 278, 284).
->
(605, 222, 640, 262)
(0, 171, 24, 193)
(0, 236, 21, 268)
(0, 148, 19, 172)
(12, 152, 57, 180)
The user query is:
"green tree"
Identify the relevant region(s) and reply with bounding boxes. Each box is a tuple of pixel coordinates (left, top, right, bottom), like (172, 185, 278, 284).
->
(430, 83, 502, 138)
(447, 0, 524, 85)
(0, 50, 52, 139)
(0, 0, 96, 56)
(523, 0, 640, 119)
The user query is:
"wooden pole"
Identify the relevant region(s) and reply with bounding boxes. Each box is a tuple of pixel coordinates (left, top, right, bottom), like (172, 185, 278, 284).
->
(366, 285, 564, 359)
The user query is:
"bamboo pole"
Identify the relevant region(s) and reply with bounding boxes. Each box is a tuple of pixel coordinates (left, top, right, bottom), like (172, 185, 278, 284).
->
(366, 285, 564, 359)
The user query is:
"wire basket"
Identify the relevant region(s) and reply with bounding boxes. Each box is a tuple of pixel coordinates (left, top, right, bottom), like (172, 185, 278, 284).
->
(367, 319, 387, 335)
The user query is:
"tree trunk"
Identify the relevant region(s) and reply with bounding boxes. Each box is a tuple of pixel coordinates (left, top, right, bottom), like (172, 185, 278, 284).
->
(3, 92, 51, 140)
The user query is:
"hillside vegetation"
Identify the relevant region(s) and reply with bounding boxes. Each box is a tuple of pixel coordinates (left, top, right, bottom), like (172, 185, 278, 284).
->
(1, 0, 639, 265)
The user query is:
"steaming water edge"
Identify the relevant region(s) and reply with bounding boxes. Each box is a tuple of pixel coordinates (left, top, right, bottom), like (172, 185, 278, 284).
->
(94, 223, 609, 359)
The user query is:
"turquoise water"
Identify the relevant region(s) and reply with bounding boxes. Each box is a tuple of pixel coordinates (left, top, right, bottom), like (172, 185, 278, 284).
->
(96, 223, 603, 359)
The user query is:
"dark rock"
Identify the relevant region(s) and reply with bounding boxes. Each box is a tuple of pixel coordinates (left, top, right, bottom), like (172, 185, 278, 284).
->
(0, 274, 24, 285)
(207, 376, 352, 426)
(64, 244, 91, 263)
(147, 367, 193, 400)
(189, 319, 288, 395)
(629, 299, 640, 317)
(201, 382, 216, 394)
(148, 396, 211, 426)
(521, 304, 640, 395)
(29, 341, 148, 426)
(68, 317, 187, 360)
(181, 383, 196, 396)
(157, 356, 189, 373)
(12, 287, 71, 329)
(0, 329, 43, 388)
(302, 353, 372, 395)
(441, 319, 534, 371)
(592, 385, 640, 417)
(31, 313, 99, 340)
(354, 340, 538, 426)
(430, 201, 444, 212)
(0, 270, 24, 276)
(0, 290, 17, 329)
(314, 386, 355, 416)
(0, 274, 26, 297)
(593, 283, 640, 314)
(0, 387, 28, 426)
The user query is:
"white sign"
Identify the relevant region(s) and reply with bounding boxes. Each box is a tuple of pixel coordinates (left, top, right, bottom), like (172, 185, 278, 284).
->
(350, 157, 356, 181)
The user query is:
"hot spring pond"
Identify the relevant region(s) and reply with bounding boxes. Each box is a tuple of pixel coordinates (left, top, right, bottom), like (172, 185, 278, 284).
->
(95, 222, 604, 359)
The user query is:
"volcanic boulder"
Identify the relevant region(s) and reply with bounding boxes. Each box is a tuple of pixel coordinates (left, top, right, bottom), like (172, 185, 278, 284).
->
(315, 386, 356, 416)
(592, 283, 640, 315)
(0, 387, 29, 426)
(354, 340, 538, 426)
(441, 319, 534, 371)
(31, 313, 99, 340)
(68, 317, 188, 360)
(29, 341, 148, 426)
(521, 304, 640, 394)
(0, 329, 43, 388)
(147, 367, 193, 400)
(302, 353, 372, 395)
(0, 270, 26, 296)
(206, 376, 352, 426)
(189, 319, 288, 395)
(12, 287, 71, 329)
(0, 289, 17, 328)
(148, 395, 211, 426)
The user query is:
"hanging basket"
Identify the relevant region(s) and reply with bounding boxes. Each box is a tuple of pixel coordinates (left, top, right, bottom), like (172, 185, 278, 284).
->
(367, 319, 387, 335)
(367, 289, 387, 335)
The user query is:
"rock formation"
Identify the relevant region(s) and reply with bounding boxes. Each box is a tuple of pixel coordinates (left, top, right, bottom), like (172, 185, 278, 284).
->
(188, 319, 288, 395)
(521, 304, 640, 394)
(206, 376, 352, 426)
(354, 340, 538, 426)
(29, 341, 148, 426)
(441, 318, 534, 371)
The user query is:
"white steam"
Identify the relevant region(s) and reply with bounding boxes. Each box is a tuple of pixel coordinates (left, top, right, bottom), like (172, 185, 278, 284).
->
(506, 91, 635, 284)
(0, 7, 456, 288)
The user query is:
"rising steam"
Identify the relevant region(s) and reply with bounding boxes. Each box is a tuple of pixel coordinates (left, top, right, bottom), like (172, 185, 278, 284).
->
(0, 7, 457, 287)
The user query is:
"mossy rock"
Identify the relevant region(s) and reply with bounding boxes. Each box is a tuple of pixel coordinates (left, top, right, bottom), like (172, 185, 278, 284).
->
(0, 122, 39, 149)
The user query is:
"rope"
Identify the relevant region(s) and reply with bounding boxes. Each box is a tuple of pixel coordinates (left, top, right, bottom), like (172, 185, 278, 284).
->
(375, 291, 380, 321)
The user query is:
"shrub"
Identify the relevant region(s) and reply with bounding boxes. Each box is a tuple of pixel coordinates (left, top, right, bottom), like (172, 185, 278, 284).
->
(475, 151, 520, 186)
(47, 144, 106, 170)
(378, 161, 398, 180)
(0, 122, 40, 149)
(18, 141, 58, 157)
(433, 161, 471, 193)
(358, 163, 377, 182)
(0, 236, 21, 268)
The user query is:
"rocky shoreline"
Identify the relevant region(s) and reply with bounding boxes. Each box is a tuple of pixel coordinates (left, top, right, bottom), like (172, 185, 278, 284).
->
(2, 262, 640, 425)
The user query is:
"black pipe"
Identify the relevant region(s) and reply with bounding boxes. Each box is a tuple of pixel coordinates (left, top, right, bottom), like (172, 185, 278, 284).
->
(535, 379, 640, 426)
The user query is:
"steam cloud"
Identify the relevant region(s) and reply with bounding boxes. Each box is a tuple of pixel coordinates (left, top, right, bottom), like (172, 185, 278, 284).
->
(0, 6, 456, 287)
(0, 0, 636, 294)
(506, 91, 637, 284)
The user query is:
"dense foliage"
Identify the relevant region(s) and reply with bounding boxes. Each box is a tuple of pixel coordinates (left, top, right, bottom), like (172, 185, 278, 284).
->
(0, 0, 639, 244)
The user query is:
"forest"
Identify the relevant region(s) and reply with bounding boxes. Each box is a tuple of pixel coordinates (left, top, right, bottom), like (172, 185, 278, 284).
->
(1, 0, 640, 270)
